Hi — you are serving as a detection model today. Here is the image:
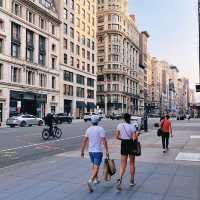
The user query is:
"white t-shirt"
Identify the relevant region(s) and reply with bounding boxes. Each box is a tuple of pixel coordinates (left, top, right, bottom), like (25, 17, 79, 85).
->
(117, 123, 136, 140)
(85, 126, 106, 152)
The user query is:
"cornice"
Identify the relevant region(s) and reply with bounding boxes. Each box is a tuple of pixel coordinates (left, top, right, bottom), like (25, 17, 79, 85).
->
(17, 0, 61, 24)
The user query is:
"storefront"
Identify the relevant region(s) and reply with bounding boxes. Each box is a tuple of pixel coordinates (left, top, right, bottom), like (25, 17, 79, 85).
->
(64, 99, 72, 115)
(76, 101, 86, 119)
(10, 91, 47, 118)
(87, 102, 96, 113)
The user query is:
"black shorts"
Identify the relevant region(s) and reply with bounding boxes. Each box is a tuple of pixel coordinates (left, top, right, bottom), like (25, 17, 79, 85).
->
(121, 140, 135, 156)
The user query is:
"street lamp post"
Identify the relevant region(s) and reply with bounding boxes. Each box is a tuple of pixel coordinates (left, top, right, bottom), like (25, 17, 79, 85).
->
(198, 0, 200, 82)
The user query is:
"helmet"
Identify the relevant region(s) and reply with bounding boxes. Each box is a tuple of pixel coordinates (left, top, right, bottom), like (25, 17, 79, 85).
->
(91, 115, 99, 125)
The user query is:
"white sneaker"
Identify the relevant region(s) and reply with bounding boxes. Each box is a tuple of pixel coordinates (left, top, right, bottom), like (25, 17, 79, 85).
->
(130, 180, 136, 187)
(163, 148, 166, 153)
(93, 179, 100, 184)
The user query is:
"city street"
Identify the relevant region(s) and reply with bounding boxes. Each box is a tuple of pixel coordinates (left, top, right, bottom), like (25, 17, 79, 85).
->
(0, 119, 200, 199)
(0, 118, 159, 168)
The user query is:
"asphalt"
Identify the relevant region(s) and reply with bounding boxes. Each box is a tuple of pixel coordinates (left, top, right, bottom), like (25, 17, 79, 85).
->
(0, 119, 200, 199)
(0, 118, 158, 168)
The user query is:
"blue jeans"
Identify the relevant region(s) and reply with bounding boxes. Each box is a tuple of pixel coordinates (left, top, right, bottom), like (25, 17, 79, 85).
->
(89, 152, 103, 166)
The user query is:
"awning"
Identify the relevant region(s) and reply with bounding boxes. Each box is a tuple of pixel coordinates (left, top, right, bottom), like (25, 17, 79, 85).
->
(87, 102, 96, 109)
(76, 101, 86, 108)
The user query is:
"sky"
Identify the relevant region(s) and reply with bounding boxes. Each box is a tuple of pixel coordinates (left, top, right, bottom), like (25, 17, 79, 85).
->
(128, 0, 200, 102)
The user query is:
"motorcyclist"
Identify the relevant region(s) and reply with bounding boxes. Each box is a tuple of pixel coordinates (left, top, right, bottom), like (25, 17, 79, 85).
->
(44, 113, 56, 137)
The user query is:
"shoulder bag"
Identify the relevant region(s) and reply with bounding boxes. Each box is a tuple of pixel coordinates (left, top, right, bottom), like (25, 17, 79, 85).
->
(157, 120, 165, 137)
(123, 124, 141, 156)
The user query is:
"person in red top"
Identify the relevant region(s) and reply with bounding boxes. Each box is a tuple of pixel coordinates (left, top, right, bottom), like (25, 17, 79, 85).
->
(160, 115, 173, 153)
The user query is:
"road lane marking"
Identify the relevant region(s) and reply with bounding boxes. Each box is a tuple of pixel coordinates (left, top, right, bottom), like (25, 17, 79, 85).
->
(0, 135, 84, 153)
(176, 152, 200, 162)
(190, 136, 200, 139)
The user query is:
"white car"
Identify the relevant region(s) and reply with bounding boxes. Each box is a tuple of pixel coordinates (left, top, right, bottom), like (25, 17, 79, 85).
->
(83, 113, 101, 122)
(6, 114, 44, 127)
(131, 116, 144, 130)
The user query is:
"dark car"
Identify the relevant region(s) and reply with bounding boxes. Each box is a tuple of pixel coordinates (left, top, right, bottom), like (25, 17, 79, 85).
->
(53, 113, 73, 124)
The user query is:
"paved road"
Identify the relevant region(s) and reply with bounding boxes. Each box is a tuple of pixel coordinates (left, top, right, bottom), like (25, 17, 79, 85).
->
(0, 118, 192, 169)
(0, 119, 200, 200)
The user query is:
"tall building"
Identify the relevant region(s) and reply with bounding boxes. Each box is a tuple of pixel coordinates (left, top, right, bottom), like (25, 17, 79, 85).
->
(139, 31, 149, 115)
(0, 0, 61, 125)
(151, 57, 162, 115)
(58, 0, 97, 118)
(169, 65, 179, 115)
(96, 0, 140, 115)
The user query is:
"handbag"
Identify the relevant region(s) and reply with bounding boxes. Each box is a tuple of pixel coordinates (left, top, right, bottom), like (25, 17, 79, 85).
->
(157, 119, 165, 137)
(123, 124, 141, 157)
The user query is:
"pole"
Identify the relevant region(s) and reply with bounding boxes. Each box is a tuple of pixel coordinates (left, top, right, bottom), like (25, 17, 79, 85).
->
(199, 0, 200, 82)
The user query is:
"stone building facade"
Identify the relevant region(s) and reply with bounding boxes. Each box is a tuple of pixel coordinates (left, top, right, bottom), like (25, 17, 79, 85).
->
(0, 0, 61, 125)
(57, 0, 97, 118)
(96, 0, 140, 115)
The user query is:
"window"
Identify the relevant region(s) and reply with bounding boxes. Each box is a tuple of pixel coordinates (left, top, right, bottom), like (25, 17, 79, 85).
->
(64, 39, 68, 49)
(92, 66, 95, 74)
(52, 44, 56, 52)
(71, 0, 74, 9)
(12, 2, 22, 16)
(92, 54, 95, 62)
(51, 24, 55, 35)
(87, 51, 90, 60)
(76, 45, 80, 55)
(64, 70, 73, 82)
(26, 70, 35, 85)
(82, 35, 85, 45)
(76, 59, 80, 68)
(64, 23, 68, 34)
(0, 64, 3, 80)
(0, 0, 3, 7)
(76, 87, 84, 98)
(0, 19, 4, 30)
(52, 76, 56, 89)
(82, 48, 85, 58)
(0, 38, 3, 53)
(76, 74, 84, 85)
(26, 30, 34, 62)
(87, 64, 90, 72)
(64, 53, 67, 64)
(87, 78, 94, 87)
(11, 22, 21, 58)
(76, 4, 80, 14)
(26, 11, 35, 24)
(70, 42, 74, 53)
(39, 73, 47, 88)
(87, 89, 94, 99)
(70, 13, 74, 24)
(70, 56, 74, 66)
(64, 84, 73, 96)
(77, 31, 80, 42)
(64, 8, 68, 20)
(38, 35, 46, 65)
(11, 66, 21, 83)
(70, 27, 74, 38)
(87, 38, 90, 48)
(97, 75, 104, 81)
(82, 22, 85, 31)
(82, 62, 85, 71)
(40, 17, 46, 29)
(52, 57, 56, 69)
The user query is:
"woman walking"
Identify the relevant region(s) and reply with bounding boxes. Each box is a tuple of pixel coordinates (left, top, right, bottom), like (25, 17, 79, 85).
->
(115, 113, 138, 191)
(160, 115, 173, 153)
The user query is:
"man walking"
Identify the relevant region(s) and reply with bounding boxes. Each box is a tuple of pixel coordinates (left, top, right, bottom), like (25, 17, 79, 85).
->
(80, 115, 109, 193)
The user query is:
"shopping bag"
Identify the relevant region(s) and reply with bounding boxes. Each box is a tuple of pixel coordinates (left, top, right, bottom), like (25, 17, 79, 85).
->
(103, 159, 111, 181)
(132, 140, 141, 156)
(107, 158, 116, 176)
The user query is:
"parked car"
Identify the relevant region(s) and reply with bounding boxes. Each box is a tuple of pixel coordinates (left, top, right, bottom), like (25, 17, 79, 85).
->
(53, 113, 73, 124)
(131, 116, 144, 130)
(110, 114, 122, 120)
(6, 114, 44, 127)
(83, 113, 101, 122)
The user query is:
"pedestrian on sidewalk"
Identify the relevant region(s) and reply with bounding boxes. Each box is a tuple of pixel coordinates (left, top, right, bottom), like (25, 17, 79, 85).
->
(80, 115, 109, 193)
(160, 115, 173, 153)
(115, 113, 138, 191)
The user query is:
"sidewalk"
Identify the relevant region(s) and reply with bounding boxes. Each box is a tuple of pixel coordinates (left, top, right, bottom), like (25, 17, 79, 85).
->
(0, 122, 200, 200)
